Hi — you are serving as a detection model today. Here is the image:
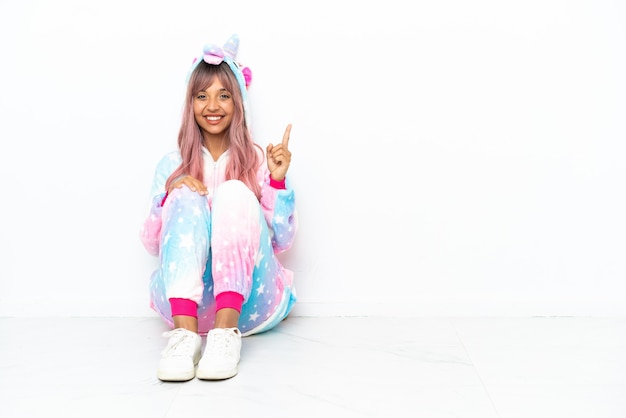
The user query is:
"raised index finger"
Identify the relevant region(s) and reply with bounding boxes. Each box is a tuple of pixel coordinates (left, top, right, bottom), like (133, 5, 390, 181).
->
(282, 124, 292, 146)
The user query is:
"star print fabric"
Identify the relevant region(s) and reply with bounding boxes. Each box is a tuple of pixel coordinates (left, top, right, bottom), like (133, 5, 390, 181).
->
(140, 148, 297, 336)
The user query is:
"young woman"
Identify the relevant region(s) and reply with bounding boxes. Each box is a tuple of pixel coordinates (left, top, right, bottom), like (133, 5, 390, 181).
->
(140, 34, 297, 382)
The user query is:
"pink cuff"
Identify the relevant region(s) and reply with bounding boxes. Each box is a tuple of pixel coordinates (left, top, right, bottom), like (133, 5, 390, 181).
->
(269, 177, 286, 190)
(169, 298, 198, 318)
(215, 291, 244, 313)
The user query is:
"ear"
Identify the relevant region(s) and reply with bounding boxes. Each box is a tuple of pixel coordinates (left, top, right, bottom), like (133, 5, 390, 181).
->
(223, 34, 239, 59)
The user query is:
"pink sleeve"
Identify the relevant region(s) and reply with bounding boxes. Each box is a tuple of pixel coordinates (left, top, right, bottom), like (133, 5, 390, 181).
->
(269, 176, 286, 190)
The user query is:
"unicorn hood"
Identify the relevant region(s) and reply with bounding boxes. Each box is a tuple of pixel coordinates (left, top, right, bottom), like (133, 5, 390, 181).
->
(187, 34, 252, 128)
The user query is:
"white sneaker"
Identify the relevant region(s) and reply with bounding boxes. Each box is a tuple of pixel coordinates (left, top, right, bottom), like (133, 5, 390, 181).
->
(196, 327, 242, 380)
(157, 328, 201, 382)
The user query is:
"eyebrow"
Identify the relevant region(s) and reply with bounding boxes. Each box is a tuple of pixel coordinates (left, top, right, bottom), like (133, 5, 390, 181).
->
(198, 88, 229, 93)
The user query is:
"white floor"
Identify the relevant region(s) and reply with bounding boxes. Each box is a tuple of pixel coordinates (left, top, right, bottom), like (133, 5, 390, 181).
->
(0, 316, 624, 418)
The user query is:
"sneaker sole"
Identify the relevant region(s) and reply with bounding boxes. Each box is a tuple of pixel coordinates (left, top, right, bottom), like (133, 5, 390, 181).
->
(196, 367, 238, 380)
(157, 369, 196, 382)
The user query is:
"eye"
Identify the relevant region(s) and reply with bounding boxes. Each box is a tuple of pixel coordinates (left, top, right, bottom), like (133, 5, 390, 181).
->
(220, 93, 231, 100)
(196, 93, 206, 100)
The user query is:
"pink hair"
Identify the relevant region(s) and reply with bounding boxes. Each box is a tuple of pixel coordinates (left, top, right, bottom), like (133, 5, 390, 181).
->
(165, 61, 262, 199)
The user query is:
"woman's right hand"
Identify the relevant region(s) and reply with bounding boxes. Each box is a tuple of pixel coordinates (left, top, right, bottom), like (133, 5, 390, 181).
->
(169, 175, 208, 195)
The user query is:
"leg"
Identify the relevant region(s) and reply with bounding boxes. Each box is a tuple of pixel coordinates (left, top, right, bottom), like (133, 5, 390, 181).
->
(173, 315, 198, 333)
(197, 180, 259, 380)
(214, 308, 240, 328)
(150, 186, 211, 326)
(153, 186, 210, 381)
(210, 180, 261, 306)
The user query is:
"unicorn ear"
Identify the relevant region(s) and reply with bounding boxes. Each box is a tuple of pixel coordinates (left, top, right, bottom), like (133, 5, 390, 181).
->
(223, 34, 239, 59)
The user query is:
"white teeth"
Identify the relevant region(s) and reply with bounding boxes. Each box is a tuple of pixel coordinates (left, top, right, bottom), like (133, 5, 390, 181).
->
(206, 116, 221, 121)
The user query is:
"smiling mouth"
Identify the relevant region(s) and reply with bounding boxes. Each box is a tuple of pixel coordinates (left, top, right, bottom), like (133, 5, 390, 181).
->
(205, 116, 222, 121)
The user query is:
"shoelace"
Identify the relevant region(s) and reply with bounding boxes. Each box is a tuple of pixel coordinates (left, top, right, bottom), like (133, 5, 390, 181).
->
(205, 328, 239, 358)
(161, 329, 197, 358)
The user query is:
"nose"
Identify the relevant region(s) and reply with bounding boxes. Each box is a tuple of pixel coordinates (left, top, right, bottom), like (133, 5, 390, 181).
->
(205, 96, 219, 111)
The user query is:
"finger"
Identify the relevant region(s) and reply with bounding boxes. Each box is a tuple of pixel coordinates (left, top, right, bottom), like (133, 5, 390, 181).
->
(282, 124, 292, 147)
(270, 147, 290, 161)
(192, 179, 208, 194)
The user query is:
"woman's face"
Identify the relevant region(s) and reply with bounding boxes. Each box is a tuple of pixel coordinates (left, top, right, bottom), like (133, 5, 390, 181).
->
(193, 77, 234, 140)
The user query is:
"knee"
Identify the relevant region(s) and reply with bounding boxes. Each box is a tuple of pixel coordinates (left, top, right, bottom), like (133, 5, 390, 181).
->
(168, 185, 206, 203)
(164, 186, 208, 215)
(214, 180, 255, 203)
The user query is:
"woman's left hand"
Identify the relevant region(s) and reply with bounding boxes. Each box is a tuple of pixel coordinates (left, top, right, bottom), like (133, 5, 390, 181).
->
(266, 124, 292, 181)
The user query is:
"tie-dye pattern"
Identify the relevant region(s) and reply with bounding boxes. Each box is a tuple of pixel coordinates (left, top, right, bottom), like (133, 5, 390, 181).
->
(140, 147, 297, 336)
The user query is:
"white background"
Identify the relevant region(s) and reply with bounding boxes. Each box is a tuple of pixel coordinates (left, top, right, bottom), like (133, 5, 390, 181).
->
(0, 0, 624, 317)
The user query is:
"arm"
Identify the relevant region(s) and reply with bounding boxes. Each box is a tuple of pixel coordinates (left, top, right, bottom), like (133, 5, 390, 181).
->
(260, 178, 298, 254)
(139, 152, 181, 256)
(258, 161, 298, 254)
(259, 124, 297, 253)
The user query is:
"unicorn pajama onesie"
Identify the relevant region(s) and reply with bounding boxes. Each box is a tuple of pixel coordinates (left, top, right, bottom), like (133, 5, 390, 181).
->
(139, 34, 297, 336)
